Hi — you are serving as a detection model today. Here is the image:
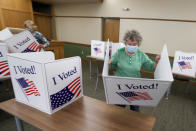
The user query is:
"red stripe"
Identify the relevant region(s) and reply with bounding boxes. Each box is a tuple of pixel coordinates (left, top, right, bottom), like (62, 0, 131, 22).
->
(24, 86, 34, 91)
(135, 92, 152, 100)
(140, 92, 153, 100)
(32, 44, 38, 51)
(0, 65, 8, 70)
(29, 43, 37, 50)
(68, 79, 80, 90)
(73, 85, 81, 94)
(70, 82, 80, 92)
(0, 63, 8, 67)
(0, 60, 8, 64)
(3, 71, 10, 76)
(28, 42, 36, 49)
(129, 96, 140, 101)
(0, 67, 9, 74)
(68, 77, 80, 87)
(76, 90, 81, 97)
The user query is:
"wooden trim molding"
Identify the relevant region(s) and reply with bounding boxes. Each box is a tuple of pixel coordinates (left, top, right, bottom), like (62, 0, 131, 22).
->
(33, 12, 52, 17)
(121, 17, 196, 23)
(55, 16, 102, 19)
(54, 15, 196, 23)
(1, 7, 33, 13)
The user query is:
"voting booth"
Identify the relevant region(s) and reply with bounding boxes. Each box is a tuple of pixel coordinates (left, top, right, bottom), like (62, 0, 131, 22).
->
(172, 51, 196, 78)
(102, 42, 174, 106)
(0, 28, 43, 79)
(91, 40, 105, 59)
(7, 52, 83, 114)
(5, 30, 43, 53)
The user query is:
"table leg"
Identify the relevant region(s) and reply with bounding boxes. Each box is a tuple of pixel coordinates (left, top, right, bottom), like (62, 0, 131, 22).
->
(165, 83, 173, 100)
(89, 58, 92, 80)
(15, 116, 24, 131)
(95, 65, 99, 91)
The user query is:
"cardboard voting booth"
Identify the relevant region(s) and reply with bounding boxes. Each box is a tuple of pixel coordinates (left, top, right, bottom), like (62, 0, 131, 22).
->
(0, 28, 43, 79)
(7, 52, 83, 114)
(5, 30, 43, 53)
(0, 43, 10, 78)
(172, 51, 196, 78)
(0, 27, 25, 41)
(102, 42, 174, 107)
(91, 40, 105, 59)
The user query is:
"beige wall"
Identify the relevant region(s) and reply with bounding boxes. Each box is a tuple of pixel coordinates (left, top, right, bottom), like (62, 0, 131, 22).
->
(54, 0, 196, 55)
(120, 20, 196, 56)
(55, 17, 102, 44)
(55, 0, 196, 20)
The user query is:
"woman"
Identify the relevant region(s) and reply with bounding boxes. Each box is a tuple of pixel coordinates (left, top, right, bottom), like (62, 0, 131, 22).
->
(24, 20, 50, 50)
(109, 30, 160, 112)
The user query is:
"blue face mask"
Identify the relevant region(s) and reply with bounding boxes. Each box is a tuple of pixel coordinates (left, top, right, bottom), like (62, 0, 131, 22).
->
(126, 45, 138, 53)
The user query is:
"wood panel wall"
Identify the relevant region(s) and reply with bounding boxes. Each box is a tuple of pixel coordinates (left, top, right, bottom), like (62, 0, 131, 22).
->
(34, 13, 52, 39)
(0, 0, 33, 30)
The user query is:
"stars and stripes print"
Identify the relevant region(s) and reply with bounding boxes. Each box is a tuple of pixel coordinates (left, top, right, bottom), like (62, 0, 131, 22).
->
(50, 77, 81, 110)
(178, 61, 192, 70)
(116, 91, 153, 103)
(16, 77, 40, 96)
(0, 60, 10, 77)
(94, 47, 102, 55)
(22, 41, 41, 53)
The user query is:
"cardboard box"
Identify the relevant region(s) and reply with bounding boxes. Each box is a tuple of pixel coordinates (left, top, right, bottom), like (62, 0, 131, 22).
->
(7, 52, 83, 114)
(102, 43, 174, 107)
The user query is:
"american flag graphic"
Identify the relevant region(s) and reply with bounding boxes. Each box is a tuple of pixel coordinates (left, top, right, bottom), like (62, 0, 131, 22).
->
(16, 77, 40, 98)
(116, 91, 153, 103)
(0, 60, 10, 76)
(94, 47, 102, 55)
(178, 61, 192, 70)
(22, 41, 41, 53)
(50, 77, 81, 110)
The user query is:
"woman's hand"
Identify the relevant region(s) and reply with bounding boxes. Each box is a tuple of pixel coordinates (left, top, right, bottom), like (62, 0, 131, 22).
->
(154, 54, 161, 68)
(38, 44, 45, 49)
(155, 54, 161, 63)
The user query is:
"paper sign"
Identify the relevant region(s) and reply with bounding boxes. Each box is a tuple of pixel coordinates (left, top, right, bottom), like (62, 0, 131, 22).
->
(91, 40, 105, 59)
(172, 51, 196, 78)
(102, 43, 173, 106)
(7, 52, 83, 114)
(5, 30, 43, 53)
(0, 43, 10, 78)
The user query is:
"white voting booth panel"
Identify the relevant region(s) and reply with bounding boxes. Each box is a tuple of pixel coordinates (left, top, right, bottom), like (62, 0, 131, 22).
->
(102, 43, 173, 107)
(0, 43, 10, 78)
(91, 40, 105, 59)
(7, 52, 83, 114)
(5, 30, 43, 53)
(0, 28, 13, 41)
(172, 51, 196, 78)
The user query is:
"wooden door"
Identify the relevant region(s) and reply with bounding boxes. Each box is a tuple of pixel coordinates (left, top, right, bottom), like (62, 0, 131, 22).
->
(34, 14, 52, 39)
(104, 18, 120, 42)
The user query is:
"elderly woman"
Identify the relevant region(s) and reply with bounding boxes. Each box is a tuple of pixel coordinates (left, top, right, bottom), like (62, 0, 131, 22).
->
(109, 30, 160, 112)
(24, 20, 50, 50)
